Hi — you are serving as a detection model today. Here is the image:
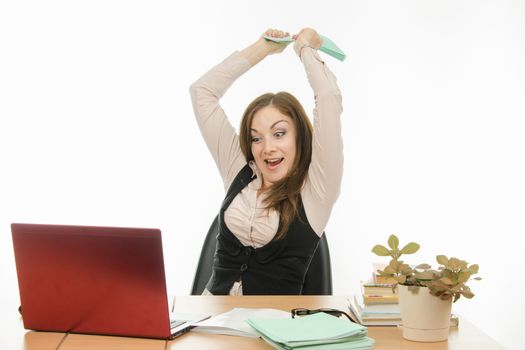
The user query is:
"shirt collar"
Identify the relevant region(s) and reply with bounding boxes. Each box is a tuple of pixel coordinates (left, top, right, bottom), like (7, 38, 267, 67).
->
(248, 161, 263, 190)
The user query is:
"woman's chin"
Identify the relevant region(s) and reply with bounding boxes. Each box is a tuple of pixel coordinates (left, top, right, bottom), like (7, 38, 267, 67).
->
(263, 173, 287, 185)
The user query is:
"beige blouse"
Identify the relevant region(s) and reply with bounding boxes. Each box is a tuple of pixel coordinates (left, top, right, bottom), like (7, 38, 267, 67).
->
(190, 47, 343, 294)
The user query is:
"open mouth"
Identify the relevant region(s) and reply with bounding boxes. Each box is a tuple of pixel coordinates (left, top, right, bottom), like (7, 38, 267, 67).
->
(264, 158, 284, 170)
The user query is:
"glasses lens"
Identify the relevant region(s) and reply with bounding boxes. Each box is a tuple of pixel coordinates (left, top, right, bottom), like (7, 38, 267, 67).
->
(291, 308, 309, 318)
(295, 308, 309, 315)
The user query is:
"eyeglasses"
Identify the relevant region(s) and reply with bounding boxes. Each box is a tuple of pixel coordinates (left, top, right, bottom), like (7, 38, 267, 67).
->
(291, 308, 356, 323)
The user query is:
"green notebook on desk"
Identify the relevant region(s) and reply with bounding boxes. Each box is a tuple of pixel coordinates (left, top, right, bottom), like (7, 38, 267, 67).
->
(247, 312, 374, 350)
(264, 34, 346, 61)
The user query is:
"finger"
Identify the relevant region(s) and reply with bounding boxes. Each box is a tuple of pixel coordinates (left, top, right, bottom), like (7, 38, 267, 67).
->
(294, 29, 305, 40)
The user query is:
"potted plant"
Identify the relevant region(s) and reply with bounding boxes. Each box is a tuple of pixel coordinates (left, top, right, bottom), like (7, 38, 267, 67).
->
(371, 234, 481, 342)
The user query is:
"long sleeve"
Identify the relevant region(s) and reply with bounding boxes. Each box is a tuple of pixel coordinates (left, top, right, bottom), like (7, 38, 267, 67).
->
(189, 52, 252, 190)
(300, 48, 344, 236)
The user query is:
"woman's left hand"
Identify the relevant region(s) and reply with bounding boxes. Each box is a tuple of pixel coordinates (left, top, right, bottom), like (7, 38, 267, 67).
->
(293, 28, 323, 56)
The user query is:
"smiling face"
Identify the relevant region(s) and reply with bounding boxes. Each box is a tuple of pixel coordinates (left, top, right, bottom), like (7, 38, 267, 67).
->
(250, 106, 297, 190)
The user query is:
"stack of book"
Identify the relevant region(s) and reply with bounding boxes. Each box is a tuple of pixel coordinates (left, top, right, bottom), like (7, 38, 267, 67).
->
(347, 276, 402, 326)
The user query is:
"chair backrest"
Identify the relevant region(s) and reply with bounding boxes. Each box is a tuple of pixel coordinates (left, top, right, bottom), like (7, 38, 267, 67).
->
(191, 215, 332, 295)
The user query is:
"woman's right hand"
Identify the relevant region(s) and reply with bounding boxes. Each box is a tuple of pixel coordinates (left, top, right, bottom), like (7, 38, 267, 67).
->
(259, 28, 291, 55)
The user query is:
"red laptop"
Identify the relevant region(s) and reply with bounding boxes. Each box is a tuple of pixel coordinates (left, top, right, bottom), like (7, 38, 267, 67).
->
(11, 223, 209, 339)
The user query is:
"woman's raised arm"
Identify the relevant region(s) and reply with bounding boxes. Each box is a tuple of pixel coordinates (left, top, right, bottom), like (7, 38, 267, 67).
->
(296, 28, 344, 236)
(189, 29, 291, 190)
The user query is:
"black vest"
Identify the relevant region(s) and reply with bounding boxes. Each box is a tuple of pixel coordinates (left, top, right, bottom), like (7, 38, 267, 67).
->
(205, 165, 321, 295)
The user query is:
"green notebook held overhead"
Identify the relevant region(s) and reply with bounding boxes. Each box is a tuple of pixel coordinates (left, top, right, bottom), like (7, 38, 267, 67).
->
(247, 312, 374, 350)
(264, 34, 346, 61)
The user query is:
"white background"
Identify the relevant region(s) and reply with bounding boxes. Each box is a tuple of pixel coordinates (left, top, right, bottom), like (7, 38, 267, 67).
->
(1, 1, 523, 349)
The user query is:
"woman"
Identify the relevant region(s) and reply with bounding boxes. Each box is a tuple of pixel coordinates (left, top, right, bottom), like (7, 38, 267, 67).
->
(189, 28, 343, 295)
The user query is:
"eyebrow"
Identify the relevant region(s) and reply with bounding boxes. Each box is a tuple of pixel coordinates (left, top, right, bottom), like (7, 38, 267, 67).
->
(250, 120, 289, 133)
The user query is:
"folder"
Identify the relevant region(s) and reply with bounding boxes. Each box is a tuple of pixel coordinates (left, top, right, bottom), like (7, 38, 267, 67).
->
(247, 312, 374, 349)
(319, 35, 346, 61)
(264, 34, 346, 61)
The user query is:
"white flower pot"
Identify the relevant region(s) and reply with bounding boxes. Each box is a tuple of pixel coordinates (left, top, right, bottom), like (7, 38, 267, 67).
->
(398, 285, 452, 342)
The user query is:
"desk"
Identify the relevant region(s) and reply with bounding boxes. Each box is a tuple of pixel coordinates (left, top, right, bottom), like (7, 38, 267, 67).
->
(7, 296, 504, 349)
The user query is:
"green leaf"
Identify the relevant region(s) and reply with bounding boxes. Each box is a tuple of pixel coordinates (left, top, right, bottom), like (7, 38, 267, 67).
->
(415, 263, 431, 270)
(400, 242, 420, 255)
(469, 264, 479, 274)
(461, 290, 475, 299)
(448, 258, 461, 270)
(440, 294, 451, 301)
(431, 280, 449, 289)
(383, 266, 396, 274)
(398, 261, 410, 271)
(436, 255, 448, 266)
(462, 285, 472, 293)
(443, 269, 454, 279)
(458, 271, 470, 283)
(388, 234, 399, 250)
(439, 277, 454, 285)
(458, 259, 468, 270)
(415, 271, 434, 280)
(420, 280, 431, 287)
(371, 244, 390, 256)
(381, 276, 397, 284)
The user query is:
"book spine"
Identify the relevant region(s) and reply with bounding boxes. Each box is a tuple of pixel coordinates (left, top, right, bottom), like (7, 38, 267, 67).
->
(363, 295, 399, 304)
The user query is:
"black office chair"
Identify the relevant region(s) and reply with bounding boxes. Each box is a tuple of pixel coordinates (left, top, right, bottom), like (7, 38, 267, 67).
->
(191, 215, 333, 295)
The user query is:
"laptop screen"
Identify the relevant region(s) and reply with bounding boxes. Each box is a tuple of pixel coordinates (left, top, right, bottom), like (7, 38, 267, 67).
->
(11, 223, 173, 339)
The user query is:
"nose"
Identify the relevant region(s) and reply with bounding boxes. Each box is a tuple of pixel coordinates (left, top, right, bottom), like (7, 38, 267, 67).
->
(262, 139, 276, 154)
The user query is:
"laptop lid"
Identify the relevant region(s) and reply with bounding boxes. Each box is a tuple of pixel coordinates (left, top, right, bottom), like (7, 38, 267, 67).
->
(11, 223, 174, 339)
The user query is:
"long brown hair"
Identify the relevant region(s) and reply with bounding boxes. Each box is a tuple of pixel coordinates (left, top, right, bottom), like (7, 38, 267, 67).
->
(239, 92, 313, 240)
